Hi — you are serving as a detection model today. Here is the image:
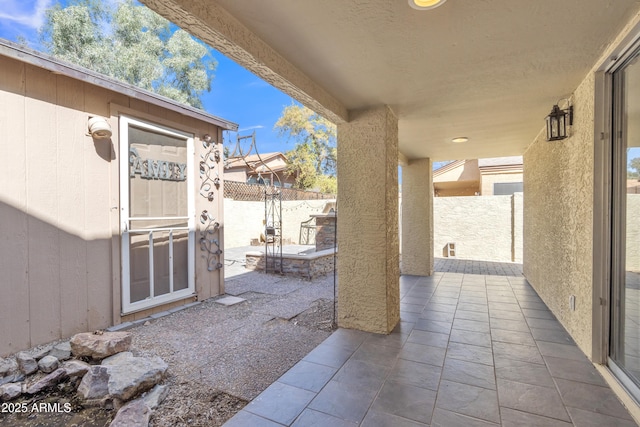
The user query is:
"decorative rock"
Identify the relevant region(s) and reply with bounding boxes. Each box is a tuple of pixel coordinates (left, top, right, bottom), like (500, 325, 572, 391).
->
(102, 352, 134, 366)
(16, 352, 38, 375)
(49, 342, 72, 361)
(26, 368, 68, 394)
(78, 354, 167, 402)
(0, 373, 25, 386)
(0, 358, 18, 377)
(109, 399, 150, 427)
(31, 346, 52, 361)
(0, 383, 22, 401)
(63, 360, 91, 377)
(71, 332, 132, 360)
(38, 355, 59, 373)
(142, 384, 169, 410)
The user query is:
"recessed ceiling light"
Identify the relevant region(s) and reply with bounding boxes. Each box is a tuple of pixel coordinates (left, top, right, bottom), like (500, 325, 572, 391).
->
(409, 0, 447, 10)
(451, 137, 469, 143)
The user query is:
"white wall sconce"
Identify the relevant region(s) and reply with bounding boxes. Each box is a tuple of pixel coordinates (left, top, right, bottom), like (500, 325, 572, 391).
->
(88, 116, 112, 139)
(545, 103, 573, 141)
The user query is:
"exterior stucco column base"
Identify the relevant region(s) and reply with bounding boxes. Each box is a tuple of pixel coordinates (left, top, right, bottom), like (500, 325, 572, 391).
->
(337, 106, 400, 334)
(402, 158, 434, 276)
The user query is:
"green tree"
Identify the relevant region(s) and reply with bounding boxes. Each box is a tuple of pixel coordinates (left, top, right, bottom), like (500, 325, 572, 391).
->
(274, 104, 337, 191)
(39, 0, 215, 108)
(629, 157, 640, 179)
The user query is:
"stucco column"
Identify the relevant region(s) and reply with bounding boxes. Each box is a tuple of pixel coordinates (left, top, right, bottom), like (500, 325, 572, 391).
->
(401, 158, 434, 276)
(337, 106, 400, 334)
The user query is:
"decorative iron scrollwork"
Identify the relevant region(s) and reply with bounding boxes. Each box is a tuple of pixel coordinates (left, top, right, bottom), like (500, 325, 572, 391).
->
(199, 136, 223, 271)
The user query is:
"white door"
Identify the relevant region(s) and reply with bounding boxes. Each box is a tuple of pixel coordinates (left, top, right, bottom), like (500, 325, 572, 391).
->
(119, 116, 195, 314)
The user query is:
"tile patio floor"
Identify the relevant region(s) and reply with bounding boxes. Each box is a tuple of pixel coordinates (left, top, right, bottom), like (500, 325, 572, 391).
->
(223, 268, 639, 426)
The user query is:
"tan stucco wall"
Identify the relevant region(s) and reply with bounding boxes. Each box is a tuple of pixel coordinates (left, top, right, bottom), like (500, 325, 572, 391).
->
(434, 196, 518, 262)
(401, 159, 434, 275)
(223, 198, 335, 248)
(0, 55, 224, 355)
(523, 73, 595, 357)
(627, 195, 640, 271)
(480, 171, 523, 195)
(337, 106, 399, 334)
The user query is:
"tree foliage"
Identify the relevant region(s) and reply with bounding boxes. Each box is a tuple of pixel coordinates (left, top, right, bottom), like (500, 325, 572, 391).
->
(629, 157, 640, 179)
(39, 0, 216, 108)
(274, 104, 337, 192)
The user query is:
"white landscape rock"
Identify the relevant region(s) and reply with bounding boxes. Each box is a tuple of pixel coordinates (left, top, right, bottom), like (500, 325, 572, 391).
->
(78, 353, 168, 402)
(16, 352, 38, 375)
(142, 384, 169, 410)
(0, 358, 18, 377)
(71, 332, 132, 360)
(49, 342, 72, 361)
(63, 359, 91, 378)
(38, 355, 59, 374)
(109, 399, 151, 427)
(0, 383, 22, 401)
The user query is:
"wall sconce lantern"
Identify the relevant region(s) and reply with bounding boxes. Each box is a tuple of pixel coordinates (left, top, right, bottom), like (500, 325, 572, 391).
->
(545, 104, 573, 141)
(88, 116, 112, 139)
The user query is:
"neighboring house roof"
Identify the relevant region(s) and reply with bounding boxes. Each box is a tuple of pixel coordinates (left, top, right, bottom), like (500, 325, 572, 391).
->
(226, 152, 291, 174)
(478, 156, 523, 173)
(0, 38, 238, 131)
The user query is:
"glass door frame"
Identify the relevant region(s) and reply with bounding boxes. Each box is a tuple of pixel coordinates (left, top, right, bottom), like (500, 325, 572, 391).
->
(119, 115, 196, 314)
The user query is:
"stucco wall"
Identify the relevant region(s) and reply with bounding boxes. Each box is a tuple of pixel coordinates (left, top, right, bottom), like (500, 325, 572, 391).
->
(337, 106, 399, 334)
(523, 73, 595, 357)
(223, 198, 335, 248)
(434, 196, 518, 262)
(0, 54, 224, 355)
(402, 159, 434, 275)
(627, 195, 640, 271)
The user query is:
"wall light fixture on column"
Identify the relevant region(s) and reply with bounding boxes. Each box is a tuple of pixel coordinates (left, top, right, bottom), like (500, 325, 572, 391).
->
(409, 0, 447, 10)
(88, 116, 112, 139)
(545, 103, 573, 141)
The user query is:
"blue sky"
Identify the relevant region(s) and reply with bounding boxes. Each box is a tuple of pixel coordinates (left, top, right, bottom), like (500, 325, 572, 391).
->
(0, 0, 297, 155)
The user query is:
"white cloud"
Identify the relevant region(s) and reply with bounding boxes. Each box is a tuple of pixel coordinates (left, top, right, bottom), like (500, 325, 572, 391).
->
(238, 125, 265, 131)
(0, 0, 54, 29)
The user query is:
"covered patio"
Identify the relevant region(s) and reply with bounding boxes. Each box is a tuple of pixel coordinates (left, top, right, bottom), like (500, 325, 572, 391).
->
(224, 271, 636, 426)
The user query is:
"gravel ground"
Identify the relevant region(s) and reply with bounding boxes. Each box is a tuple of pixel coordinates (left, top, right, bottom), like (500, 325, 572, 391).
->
(135, 266, 337, 426)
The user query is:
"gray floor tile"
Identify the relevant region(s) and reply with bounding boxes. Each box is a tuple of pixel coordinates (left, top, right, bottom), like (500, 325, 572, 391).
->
(322, 328, 370, 351)
(459, 296, 489, 305)
(291, 408, 358, 427)
(419, 309, 455, 322)
(554, 378, 635, 420)
(371, 380, 437, 425)
(450, 328, 492, 348)
(519, 300, 550, 310)
(492, 341, 544, 364)
(431, 408, 500, 427)
(435, 379, 500, 423)
(414, 318, 452, 334)
(245, 382, 316, 425)
(490, 318, 531, 333)
(401, 303, 425, 313)
(425, 303, 457, 313)
(494, 356, 555, 387)
(453, 318, 491, 333)
(497, 378, 570, 422)
(566, 406, 639, 427)
(489, 302, 520, 312)
(442, 357, 496, 390)
(522, 308, 556, 320)
(455, 309, 490, 322)
(487, 295, 518, 304)
(526, 317, 564, 330)
(333, 359, 390, 391)
(407, 329, 450, 348)
(303, 343, 355, 368)
(278, 360, 337, 392)
(500, 407, 573, 427)
(457, 302, 489, 313)
(361, 410, 429, 427)
(402, 296, 429, 305)
(531, 327, 574, 345)
(491, 328, 536, 346)
(430, 296, 459, 305)
(536, 341, 587, 361)
(364, 330, 409, 349)
(389, 357, 442, 390)
(308, 380, 378, 423)
(399, 341, 447, 367)
(489, 309, 525, 321)
(544, 355, 607, 386)
(447, 341, 494, 366)
(400, 311, 421, 323)
(224, 410, 286, 427)
(351, 341, 402, 366)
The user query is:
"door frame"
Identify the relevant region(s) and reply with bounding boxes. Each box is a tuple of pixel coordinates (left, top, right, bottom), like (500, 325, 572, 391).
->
(119, 115, 196, 314)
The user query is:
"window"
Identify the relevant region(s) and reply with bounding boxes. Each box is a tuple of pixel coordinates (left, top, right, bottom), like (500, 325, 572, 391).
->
(493, 182, 523, 195)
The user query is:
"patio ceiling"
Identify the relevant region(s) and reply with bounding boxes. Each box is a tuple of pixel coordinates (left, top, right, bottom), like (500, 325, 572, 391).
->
(142, 0, 640, 161)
